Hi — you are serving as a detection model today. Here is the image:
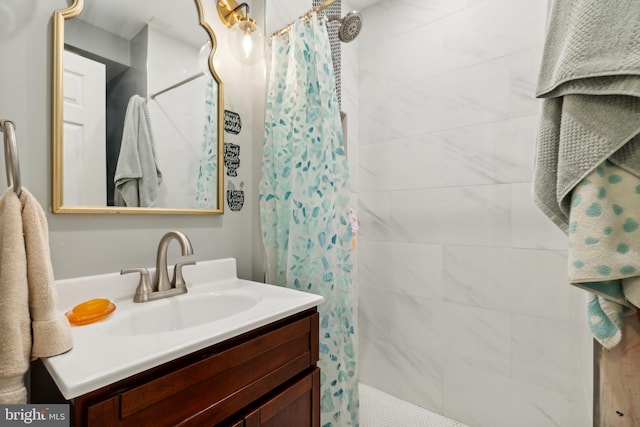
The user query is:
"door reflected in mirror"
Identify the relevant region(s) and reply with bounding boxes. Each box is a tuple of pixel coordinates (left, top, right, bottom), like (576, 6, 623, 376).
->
(52, 0, 224, 214)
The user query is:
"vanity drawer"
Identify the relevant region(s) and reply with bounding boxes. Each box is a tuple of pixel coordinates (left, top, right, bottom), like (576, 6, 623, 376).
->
(244, 368, 320, 427)
(82, 309, 319, 426)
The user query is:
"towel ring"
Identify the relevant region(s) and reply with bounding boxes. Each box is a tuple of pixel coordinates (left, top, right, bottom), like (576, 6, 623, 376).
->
(1, 120, 22, 197)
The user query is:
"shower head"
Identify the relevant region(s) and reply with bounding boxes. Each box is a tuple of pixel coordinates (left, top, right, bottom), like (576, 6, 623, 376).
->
(328, 11, 363, 43)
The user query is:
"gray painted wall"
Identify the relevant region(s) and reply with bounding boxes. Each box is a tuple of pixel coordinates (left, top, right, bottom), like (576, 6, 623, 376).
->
(0, 1, 265, 281)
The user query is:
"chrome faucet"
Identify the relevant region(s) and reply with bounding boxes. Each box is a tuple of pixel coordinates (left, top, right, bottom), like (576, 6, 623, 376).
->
(122, 231, 196, 303)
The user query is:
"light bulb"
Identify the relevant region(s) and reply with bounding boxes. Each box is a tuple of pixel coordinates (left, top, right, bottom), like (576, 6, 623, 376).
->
(242, 33, 253, 59)
(228, 20, 264, 64)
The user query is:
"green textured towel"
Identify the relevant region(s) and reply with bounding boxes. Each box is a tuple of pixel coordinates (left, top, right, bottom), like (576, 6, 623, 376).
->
(534, 0, 640, 349)
(114, 95, 163, 208)
(533, 0, 640, 233)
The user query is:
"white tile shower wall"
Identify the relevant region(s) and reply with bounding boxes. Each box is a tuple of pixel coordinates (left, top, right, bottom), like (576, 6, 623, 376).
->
(147, 27, 206, 208)
(356, 0, 593, 426)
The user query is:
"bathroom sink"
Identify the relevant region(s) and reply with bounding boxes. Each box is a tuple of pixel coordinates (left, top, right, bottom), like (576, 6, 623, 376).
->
(43, 258, 324, 399)
(105, 291, 260, 335)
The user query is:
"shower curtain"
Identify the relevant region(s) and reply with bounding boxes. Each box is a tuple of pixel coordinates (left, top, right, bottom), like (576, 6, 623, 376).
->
(195, 78, 218, 209)
(260, 14, 359, 427)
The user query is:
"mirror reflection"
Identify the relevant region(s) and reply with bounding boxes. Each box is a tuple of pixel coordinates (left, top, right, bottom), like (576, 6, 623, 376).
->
(53, 0, 223, 214)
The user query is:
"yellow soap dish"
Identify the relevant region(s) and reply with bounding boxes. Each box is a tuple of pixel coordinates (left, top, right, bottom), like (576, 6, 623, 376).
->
(65, 298, 116, 326)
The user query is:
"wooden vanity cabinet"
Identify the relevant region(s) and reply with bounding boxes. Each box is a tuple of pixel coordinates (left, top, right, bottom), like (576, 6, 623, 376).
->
(229, 368, 319, 427)
(32, 308, 320, 427)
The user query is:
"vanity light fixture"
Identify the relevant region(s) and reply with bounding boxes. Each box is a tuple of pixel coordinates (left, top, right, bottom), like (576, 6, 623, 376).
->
(216, 0, 264, 64)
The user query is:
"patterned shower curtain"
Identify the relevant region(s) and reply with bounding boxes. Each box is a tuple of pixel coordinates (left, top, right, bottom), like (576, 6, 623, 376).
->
(195, 78, 218, 209)
(260, 14, 359, 427)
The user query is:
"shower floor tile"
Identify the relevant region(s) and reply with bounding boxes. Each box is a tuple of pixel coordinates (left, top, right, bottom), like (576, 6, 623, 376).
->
(359, 383, 468, 427)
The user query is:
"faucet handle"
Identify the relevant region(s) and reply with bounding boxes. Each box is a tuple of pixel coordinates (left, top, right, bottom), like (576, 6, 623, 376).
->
(172, 261, 196, 289)
(121, 267, 153, 302)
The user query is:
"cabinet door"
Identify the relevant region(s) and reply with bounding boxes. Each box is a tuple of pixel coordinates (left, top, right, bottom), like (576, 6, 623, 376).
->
(244, 369, 320, 427)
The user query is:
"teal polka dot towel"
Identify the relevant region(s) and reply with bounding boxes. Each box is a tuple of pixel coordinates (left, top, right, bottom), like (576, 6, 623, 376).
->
(569, 160, 640, 349)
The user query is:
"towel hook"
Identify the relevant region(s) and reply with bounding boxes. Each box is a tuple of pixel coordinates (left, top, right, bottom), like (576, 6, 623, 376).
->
(0, 120, 22, 197)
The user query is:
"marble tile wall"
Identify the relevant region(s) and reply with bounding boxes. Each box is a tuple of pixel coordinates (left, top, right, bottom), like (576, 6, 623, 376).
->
(355, 0, 594, 426)
(147, 27, 206, 208)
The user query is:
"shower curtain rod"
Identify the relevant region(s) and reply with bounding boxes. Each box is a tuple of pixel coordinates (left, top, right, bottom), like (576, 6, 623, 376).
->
(149, 72, 204, 100)
(271, 0, 338, 38)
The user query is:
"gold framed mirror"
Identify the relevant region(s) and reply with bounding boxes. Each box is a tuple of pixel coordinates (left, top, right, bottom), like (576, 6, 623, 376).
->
(52, 0, 224, 214)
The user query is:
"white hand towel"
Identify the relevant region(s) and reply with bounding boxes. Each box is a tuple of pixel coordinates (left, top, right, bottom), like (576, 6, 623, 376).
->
(20, 188, 73, 358)
(0, 188, 72, 404)
(0, 187, 30, 403)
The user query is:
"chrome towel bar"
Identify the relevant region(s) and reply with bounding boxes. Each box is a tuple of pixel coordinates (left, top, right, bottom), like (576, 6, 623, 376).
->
(0, 119, 22, 197)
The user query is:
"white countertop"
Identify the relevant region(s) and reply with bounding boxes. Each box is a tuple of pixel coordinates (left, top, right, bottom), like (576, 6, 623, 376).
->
(42, 258, 324, 399)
